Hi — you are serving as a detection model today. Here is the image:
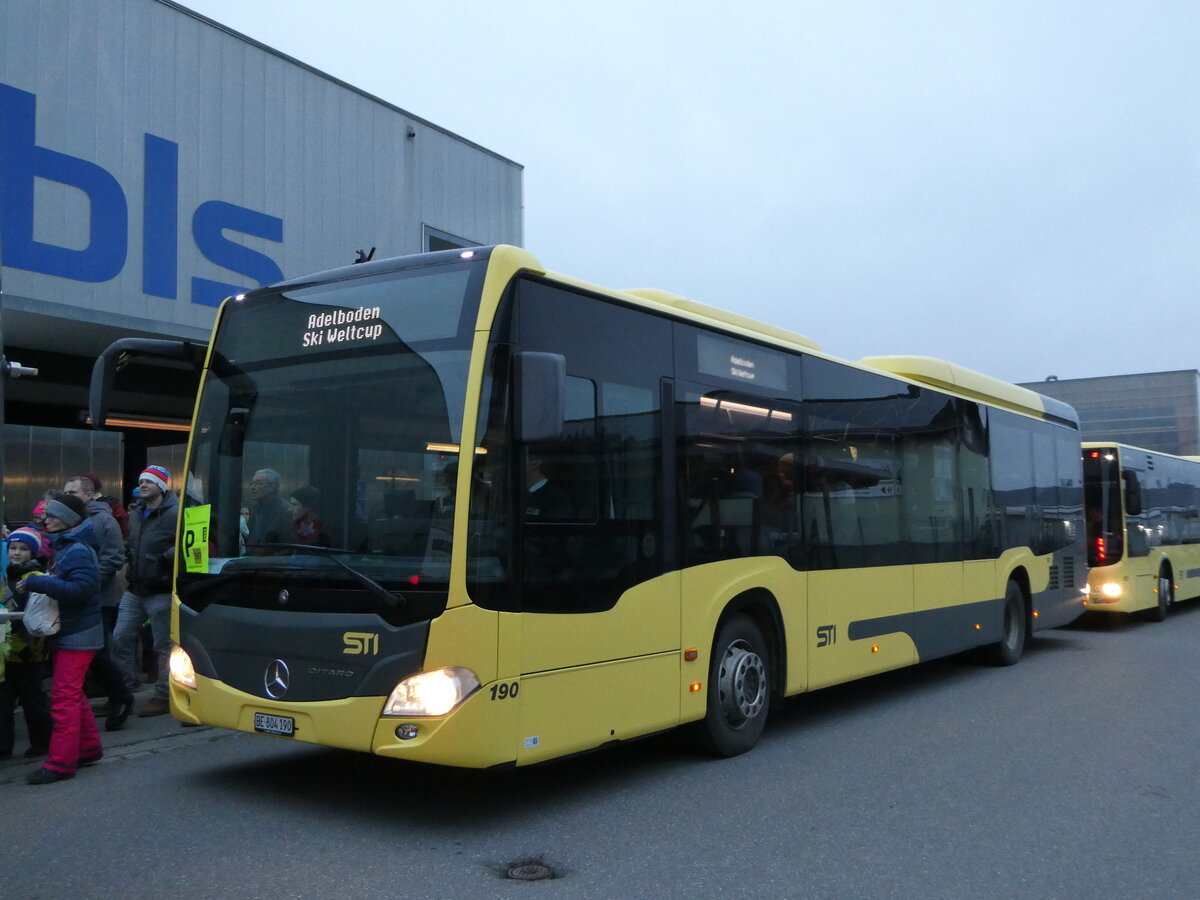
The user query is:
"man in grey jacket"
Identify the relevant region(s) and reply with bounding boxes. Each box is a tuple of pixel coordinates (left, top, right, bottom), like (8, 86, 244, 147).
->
(65, 475, 136, 730)
(111, 465, 178, 718)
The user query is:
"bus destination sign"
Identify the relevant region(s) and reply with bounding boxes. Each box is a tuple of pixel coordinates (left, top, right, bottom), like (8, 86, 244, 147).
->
(302, 306, 385, 348)
(697, 333, 787, 390)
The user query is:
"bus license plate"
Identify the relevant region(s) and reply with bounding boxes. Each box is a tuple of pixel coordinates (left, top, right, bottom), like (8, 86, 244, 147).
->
(254, 712, 295, 736)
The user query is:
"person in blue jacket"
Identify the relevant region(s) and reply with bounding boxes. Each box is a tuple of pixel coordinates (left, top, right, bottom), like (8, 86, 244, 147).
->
(16, 491, 104, 784)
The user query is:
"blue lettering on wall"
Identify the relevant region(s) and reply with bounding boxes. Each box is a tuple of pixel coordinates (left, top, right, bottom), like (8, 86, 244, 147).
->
(0, 82, 284, 305)
(0, 82, 128, 282)
(142, 133, 179, 298)
(191, 201, 284, 307)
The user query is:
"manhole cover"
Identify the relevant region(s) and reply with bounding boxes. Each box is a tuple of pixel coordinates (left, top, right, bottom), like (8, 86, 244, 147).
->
(507, 863, 555, 881)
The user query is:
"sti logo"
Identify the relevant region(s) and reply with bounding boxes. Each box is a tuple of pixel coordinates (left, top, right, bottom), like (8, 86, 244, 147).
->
(0, 82, 283, 307)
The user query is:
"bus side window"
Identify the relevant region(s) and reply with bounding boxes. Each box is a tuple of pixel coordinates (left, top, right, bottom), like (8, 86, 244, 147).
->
(1122, 469, 1143, 516)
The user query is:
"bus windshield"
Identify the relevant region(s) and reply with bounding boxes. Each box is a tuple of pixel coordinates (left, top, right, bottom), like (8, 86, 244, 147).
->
(176, 256, 487, 617)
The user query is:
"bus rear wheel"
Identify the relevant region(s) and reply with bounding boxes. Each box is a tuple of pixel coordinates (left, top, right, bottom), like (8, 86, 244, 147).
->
(986, 580, 1027, 667)
(699, 613, 770, 757)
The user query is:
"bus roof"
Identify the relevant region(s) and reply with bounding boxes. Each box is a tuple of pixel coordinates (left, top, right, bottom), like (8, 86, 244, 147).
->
(861, 356, 1079, 426)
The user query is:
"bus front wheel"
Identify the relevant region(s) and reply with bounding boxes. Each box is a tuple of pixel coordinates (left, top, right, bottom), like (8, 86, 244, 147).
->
(986, 580, 1027, 667)
(1146, 569, 1173, 622)
(699, 613, 770, 757)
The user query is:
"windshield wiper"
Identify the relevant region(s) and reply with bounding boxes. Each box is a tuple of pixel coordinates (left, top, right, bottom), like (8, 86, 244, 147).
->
(245, 543, 406, 609)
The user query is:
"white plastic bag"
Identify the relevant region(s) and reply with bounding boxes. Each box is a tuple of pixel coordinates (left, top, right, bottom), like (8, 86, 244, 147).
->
(23, 592, 60, 637)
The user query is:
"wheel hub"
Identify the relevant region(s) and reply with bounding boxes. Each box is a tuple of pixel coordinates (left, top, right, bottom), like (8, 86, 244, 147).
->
(717, 641, 766, 728)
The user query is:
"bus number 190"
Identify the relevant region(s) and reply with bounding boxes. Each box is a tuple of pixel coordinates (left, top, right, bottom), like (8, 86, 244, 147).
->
(490, 682, 520, 700)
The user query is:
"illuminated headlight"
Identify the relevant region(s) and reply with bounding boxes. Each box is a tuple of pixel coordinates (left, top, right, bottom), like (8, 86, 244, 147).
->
(382, 667, 479, 717)
(1100, 582, 1122, 598)
(169, 646, 197, 690)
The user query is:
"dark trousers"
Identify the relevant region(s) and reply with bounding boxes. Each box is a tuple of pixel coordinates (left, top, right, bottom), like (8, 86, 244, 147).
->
(87, 606, 134, 706)
(0, 659, 53, 754)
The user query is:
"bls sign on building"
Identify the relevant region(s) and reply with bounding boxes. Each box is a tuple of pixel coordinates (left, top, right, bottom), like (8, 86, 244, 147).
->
(0, 0, 522, 515)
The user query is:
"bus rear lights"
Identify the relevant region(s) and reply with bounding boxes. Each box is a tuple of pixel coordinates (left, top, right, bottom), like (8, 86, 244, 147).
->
(382, 667, 479, 718)
(395, 724, 420, 741)
(169, 646, 197, 690)
(690, 682, 702, 693)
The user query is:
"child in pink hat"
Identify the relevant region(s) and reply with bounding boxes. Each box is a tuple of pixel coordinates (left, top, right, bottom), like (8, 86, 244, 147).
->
(29, 501, 55, 564)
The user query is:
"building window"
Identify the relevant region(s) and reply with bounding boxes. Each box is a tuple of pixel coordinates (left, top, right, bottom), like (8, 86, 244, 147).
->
(423, 226, 479, 252)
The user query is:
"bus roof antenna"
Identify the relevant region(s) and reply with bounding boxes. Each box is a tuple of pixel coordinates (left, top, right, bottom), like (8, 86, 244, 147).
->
(354, 247, 376, 264)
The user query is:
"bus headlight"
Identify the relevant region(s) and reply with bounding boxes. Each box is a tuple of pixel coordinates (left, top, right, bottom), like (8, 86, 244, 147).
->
(1100, 582, 1122, 598)
(170, 646, 197, 690)
(382, 667, 479, 717)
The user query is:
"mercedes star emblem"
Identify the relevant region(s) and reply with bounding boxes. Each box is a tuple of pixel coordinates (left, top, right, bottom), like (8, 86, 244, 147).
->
(264, 659, 290, 699)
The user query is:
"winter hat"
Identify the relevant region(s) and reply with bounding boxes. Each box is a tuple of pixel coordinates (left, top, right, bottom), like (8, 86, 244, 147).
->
(45, 492, 85, 527)
(32, 500, 46, 516)
(7, 526, 42, 554)
(139, 465, 170, 492)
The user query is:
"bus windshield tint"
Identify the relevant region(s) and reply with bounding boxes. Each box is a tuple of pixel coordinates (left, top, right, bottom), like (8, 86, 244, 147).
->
(177, 259, 485, 606)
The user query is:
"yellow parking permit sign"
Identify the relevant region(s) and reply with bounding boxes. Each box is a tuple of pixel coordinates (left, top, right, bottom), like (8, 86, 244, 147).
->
(183, 505, 211, 573)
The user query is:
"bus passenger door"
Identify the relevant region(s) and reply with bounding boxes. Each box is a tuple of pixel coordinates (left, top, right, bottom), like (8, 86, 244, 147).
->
(505, 281, 680, 764)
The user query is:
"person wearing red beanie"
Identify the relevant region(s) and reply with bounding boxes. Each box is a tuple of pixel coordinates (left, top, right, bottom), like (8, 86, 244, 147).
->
(111, 466, 178, 719)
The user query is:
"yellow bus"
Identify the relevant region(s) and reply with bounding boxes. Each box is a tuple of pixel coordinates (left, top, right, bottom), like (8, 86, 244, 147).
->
(1083, 441, 1200, 620)
(93, 245, 1086, 766)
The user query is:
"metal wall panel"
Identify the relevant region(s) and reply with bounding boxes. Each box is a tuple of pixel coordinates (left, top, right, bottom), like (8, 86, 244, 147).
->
(3, 425, 123, 522)
(0, 0, 523, 342)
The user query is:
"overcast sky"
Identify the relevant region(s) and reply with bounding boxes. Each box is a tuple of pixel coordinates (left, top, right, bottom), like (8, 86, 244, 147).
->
(183, 0, 1199, 385)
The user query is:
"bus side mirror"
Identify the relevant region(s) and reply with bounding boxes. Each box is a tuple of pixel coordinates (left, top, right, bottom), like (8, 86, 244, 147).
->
(218, 407, 251, 456)
(1122, 469, 1143, 516)
(89, 337, 205, 430)
(514, 352, 565, 444)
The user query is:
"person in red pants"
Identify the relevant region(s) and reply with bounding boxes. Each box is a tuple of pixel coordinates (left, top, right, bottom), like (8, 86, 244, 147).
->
(16, 491, 104, 784)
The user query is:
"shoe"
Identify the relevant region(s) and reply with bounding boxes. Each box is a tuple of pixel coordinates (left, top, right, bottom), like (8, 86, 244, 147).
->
(27, 767, 74, 785)
(23, 746, 48, 759)
(106, 698, 135, 731)
(137, 697, 170, 717)
(79, 752, 104, 766)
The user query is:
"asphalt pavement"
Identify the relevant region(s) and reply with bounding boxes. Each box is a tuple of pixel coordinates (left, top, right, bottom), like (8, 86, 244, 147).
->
(0, 681, 212, 784)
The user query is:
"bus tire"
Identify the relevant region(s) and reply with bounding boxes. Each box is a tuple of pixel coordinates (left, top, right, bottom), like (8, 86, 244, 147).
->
(1146, 569, 1173, 622)
(699, 613, 771, 757)
(986, 580, 1027, 667)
